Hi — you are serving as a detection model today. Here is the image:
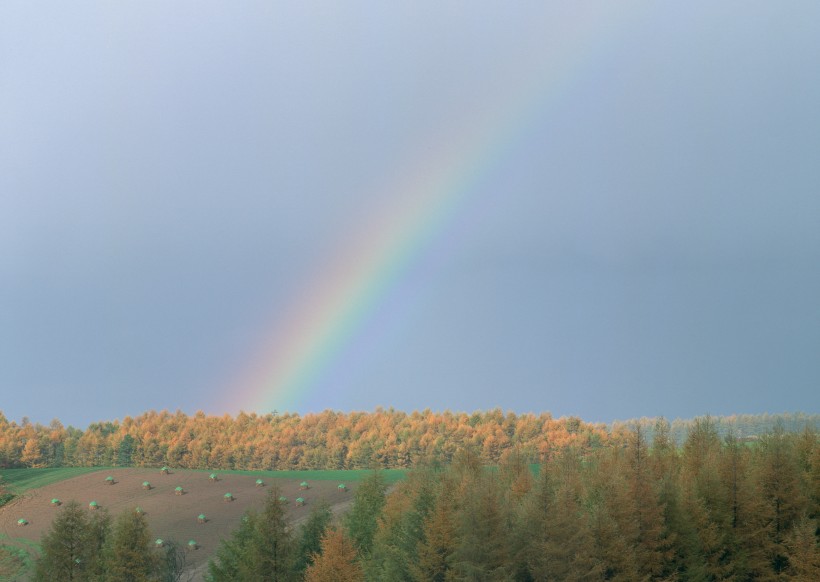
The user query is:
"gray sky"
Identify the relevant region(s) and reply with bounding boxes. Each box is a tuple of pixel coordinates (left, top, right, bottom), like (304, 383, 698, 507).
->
(2, 1, 819, 427)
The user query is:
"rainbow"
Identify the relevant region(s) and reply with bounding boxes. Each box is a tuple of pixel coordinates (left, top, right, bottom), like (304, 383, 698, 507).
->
(225, 3, 646, 414)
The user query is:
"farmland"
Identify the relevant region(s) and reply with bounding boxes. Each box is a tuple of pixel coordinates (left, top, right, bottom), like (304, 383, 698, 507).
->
(0, 467, 403, 581)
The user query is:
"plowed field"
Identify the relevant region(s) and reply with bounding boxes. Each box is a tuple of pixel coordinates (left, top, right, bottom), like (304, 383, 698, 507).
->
(0, 468, 357, 580)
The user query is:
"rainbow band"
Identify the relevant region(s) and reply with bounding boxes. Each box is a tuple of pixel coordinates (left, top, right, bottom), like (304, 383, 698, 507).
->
(227, 3, 644, 414)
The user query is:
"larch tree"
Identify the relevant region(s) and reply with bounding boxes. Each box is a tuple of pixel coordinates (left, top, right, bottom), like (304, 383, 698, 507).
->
(345, 471, 387, 558)
(413, 477, 458, 582)
(103, 509, 159, 582)
(209, 511, 258, 581)
(304, 527, 363, 582)
(238, 487, 297, 581)
(294, 500, 333, 575)
(34, 500, 96, 582)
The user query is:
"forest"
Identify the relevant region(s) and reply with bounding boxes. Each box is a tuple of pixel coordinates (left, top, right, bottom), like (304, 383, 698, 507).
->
(30, 417, 820, 581)
(0, 408, 815, 471)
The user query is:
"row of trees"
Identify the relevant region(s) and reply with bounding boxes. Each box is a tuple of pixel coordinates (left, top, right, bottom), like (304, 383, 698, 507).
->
(0, 408, 609, 470)
(34, 500, 189, 582)
(205, 419, 819, 581)
(2, 408, 816, 471)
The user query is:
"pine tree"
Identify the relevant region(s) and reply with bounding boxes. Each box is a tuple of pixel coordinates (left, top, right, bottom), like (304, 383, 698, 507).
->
(304, 528, 363, 582)
(34, 500, 96, 582)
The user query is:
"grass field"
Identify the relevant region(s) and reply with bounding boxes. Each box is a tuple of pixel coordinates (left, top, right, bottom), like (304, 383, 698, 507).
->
(0, 466, 407, 495)
(0, 467, 111, 494)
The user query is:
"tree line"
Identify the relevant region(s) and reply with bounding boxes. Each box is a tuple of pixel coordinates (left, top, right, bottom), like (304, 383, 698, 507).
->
(0, 408, 609, 470)
(1, 408, 816, 471)
(33, 418, 819, 580)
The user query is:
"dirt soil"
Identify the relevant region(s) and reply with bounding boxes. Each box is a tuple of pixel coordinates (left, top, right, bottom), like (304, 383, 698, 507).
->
(0, 468, 357, 580)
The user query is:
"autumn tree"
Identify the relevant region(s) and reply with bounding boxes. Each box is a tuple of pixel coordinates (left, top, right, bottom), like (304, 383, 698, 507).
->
(413, 477, 458, 582)
(304, 527, 363, 582)
(294, 500, 333, 575)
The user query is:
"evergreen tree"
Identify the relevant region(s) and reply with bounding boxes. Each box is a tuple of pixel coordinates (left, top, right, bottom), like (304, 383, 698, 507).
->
(295, 500, 333, 574)
(345, 471, 387, 558)
(526, 451, 601, 582)
(367, 469, 437, 581)
(103, 509, 159, 582)
(209, 512, 258, 581)
(239, 487, 297, 581)
(34, 500, 96, 582)
(451, 471, 511, 581)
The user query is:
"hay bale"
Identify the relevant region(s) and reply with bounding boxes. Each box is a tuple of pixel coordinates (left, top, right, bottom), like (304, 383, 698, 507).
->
(338, 483, 347, 492)
(198, 514, 206, 524)
(187, 540, 198, 550)
(296, 497, 305, 507)
(155, 539, 164, 548)
(255, 479, 264, 487)
(299, 481, 309, 490)
(89, 501, 99, 510)
(51, 498, 61, 506)
(223, 493, 234, 502)
(160, 466, 170, 475)
(175, 486, 184, 496)
(209, 473, 218, 482)
(142, 481, 151, 490)
(105, 476, 115, 485)
(17, 518, 28, 526)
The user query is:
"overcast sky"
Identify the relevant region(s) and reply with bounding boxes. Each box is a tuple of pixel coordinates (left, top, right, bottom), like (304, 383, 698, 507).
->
(2, 1, 819, 427)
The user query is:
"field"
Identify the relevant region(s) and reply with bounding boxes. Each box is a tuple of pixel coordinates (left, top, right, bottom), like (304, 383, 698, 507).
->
(0, 467, 405, 581)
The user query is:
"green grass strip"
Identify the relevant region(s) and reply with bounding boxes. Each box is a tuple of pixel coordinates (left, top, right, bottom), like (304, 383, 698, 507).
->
(0, 468, 112, 494)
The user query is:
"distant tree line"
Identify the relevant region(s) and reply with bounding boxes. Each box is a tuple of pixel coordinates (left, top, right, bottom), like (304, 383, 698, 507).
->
(613, 412, 820, 446)
(0, 409, 816, 471)
(0, 408, 610, 470)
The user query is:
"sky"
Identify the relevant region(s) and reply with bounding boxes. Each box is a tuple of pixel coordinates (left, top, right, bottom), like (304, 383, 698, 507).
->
(2, 1, 819, 428)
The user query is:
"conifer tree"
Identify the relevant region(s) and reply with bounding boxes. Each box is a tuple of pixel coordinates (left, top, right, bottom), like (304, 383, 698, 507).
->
(413, 477, 458, 582)
(367, 469, 437, 581)
(304, 528, 363, 582)
(784, 516, 820, 581)
(295, 500, 333, 574)
(34, 500, 96, 582)
(451, 472, 511, 581)
(526, 450, 601, 582)
(756, 422, 807, 575)
(103, 509, 159, 582)
(239, 487, 297, 581)
(208, 511, 258, 581)
(345, 471, 387, 558)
